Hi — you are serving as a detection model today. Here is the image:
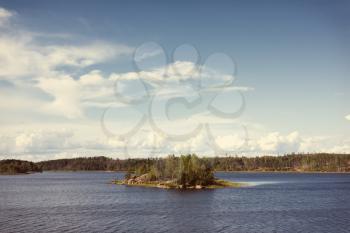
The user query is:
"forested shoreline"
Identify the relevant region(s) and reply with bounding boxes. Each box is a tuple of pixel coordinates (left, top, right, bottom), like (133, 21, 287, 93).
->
(34, 153, 350, 173)
(1, 153, 349, 174)
(0, 160, 43, 174)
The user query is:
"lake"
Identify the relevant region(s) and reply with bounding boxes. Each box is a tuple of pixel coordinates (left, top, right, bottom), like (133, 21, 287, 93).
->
(0, 172, 349, 233)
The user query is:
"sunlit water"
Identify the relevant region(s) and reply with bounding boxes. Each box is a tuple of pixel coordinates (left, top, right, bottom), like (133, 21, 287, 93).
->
(0, 172, 349, 233)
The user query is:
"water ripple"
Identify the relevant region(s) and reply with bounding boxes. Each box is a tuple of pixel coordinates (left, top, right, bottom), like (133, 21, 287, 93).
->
(0, 172, 349, 232)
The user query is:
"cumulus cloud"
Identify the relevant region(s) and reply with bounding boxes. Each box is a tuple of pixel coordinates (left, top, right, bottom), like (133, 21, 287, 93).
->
(15, 130, 76, 153)
(329, 143, 350, 153)
(345, 115, 350, 121)
(0, 129, 76, 155)
(79, 70, 105, 86)
(257, 131, 301, 153)
(0, 6, 132, 119)
(215, 134, 247, 151)
(37, 75, 83, 118)
(0, 124, 349, 160)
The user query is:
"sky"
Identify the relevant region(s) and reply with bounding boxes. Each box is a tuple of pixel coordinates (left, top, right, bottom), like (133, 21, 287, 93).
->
(0, 0, 349, 161)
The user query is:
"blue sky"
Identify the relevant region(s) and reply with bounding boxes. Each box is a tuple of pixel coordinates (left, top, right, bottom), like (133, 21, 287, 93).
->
(0, 0, 349, 160)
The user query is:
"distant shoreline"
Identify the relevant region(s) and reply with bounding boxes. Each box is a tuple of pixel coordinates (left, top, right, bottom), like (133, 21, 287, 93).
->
(2, 170, 349, 176)
(29, 170, 350, 174)
(0, 172, 38, 175)
(35, 154, 350, 173)
(2, 154, 350, 175)
(215, 170, 350, 174)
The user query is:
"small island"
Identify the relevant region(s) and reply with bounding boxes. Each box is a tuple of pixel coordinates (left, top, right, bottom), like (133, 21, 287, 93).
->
(113, 154, 242, 189)
(0, 159, 43, 175)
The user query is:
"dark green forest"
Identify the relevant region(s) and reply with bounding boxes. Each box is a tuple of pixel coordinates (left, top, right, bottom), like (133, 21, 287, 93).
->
(36, 153, 350, 172)
(0, 160, 43, 174)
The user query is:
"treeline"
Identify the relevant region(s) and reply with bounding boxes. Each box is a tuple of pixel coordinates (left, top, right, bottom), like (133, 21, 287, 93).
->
(37, 153, 350, 172)
(0, 160, 43, 174)
(37, 157, 156, 171)
(212, 153, 350, 172)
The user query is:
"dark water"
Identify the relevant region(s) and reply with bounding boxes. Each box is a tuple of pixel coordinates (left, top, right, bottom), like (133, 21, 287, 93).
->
(0, 172, 349, 233)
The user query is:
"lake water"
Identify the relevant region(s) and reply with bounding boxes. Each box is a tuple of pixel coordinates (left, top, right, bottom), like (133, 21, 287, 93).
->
(0, 172, 349, 233)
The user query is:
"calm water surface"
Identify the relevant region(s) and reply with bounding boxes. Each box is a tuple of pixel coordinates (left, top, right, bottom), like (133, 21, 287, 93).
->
(0, 172, 349, 233)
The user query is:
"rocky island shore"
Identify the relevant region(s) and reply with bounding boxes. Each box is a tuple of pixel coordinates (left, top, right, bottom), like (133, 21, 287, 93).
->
(113, 175, 242, 189)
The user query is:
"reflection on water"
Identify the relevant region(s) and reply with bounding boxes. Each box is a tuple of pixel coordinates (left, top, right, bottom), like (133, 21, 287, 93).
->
(242, 181, 282, 186)
(0, 172, 349, 233)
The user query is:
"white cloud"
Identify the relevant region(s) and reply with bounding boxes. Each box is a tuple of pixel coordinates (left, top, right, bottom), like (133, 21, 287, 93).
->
(15, 130, 76, 152)
(0, 7, 133, 119)
(0, 83, 46, 112)
(37, 75, 83, 119)
(109, 60, 253, 107)
(257, 131, 301, 153)
(46, 42, 131, 68)
(134, 46, 164, 62)
(79, 70, 118, 104)
(0, 36, 44, 77)
(329, 143, 350, 153)
(0, 6, 132, 79)
(0, 36, 132, 78)
(109, 61, 198, 84)
(79, 70, 105, 86)
(110, 61, 241, 87)
(0, 129, 76, 155)
(215, 134, 247, 151)
(0, 7, 13, 27)
(345, 114, 350, 121)
(0, 123, 349, 160)
(0, 135, 15, 153)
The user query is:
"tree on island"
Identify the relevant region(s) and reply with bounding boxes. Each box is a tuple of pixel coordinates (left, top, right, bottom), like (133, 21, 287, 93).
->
(177, 155, 214, 187)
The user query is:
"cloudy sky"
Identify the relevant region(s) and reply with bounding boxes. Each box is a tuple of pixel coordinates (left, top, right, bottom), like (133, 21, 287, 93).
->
(0, 0, 349, 161)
